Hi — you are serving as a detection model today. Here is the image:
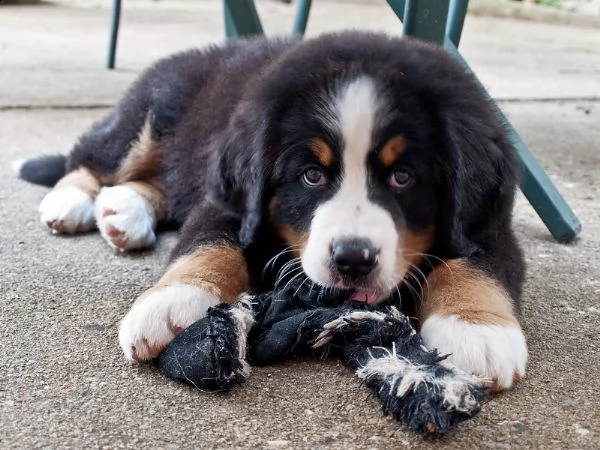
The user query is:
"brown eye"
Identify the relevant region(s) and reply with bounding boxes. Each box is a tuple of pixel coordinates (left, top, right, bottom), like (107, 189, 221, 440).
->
(302, 167, 327, 186)
(388, 170, 412, 189)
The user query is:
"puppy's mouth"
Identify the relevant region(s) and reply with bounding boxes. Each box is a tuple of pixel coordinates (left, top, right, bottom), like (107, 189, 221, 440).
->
(328, 273, 385, 304)
(347, 289, 379, 305)
(303, 275, 384, 305)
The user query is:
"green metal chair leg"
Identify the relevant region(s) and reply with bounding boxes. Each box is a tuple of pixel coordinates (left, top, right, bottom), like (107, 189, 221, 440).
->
(292, 0, 312, 35)
(387, 0, 465, 46)
(107, 0, 121, 69)
(402, 0, 449, 44)
(225, 3, 236, 38)
(510, 121, 583, 242)
(224, 0, 264, 38)
(385, 0, 407, 23)
(443, 41, 581, 242)
(446, 0, 469, 47)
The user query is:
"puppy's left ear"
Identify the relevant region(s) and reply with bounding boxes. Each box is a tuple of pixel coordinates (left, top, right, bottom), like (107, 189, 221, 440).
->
(439, 100, 520, 258)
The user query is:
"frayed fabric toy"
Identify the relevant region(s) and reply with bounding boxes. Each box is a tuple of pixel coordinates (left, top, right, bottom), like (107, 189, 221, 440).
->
(156, 278, 489, 436)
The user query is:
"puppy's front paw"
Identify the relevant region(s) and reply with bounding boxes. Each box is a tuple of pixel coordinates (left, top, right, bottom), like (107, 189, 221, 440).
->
(420, 315, 527, 391)
(39, 186, 95, 234)
(95, 185, 156, 251)
(118, 284, 220, 361)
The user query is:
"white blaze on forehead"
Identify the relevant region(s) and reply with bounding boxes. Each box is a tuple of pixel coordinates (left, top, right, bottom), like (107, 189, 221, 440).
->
(302, 76, 401, 297)
(335, 76, 378, 191)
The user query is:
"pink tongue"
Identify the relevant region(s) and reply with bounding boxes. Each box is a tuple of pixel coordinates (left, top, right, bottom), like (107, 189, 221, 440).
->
(349, 290, 378, 304)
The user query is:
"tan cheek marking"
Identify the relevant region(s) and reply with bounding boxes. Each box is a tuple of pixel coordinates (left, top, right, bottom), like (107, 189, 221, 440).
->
(309, 138, 333, 167)
(275, 225, 308, 257)
(157, 244, 249, 303)
(379, 135, 406, 167)
(113, 115, 162, 184)
(269, 197, 308, 257)
(395, 227, 435, 277)
(419, 259, 519, 327)
(123, 180, 166, 222)
(54, 167, 101, 198)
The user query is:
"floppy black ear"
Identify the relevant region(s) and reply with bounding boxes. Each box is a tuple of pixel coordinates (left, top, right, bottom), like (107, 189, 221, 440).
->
(214, 110, 270, 250)
(238, 148, 266, 249)
(440, 103, 520, 258)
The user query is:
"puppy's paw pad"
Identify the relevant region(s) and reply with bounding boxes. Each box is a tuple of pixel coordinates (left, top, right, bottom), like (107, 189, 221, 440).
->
(420, 315, 527, 391)
(102, 208, 116, 218)
(119, 284, 220, 362)
(95, 186, 156, 251)
(39, 186, 95, 234)
(132, 339, 167, 362)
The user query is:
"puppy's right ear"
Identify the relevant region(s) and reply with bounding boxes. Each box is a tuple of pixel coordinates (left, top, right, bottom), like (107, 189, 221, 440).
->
(214, 112, 269, 250)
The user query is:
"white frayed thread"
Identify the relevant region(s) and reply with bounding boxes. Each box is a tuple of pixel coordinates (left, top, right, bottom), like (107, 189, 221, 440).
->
(356, 343, 487, 412)
(228, 294, 256, 378)
(312, 310, 388, 348)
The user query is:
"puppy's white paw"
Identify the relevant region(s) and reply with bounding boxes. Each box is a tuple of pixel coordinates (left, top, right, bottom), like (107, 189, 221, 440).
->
(420, 315, 527, 391)
(95, 185, 156, 251)
(39, 186, 95, 234)
(119, 284, 220, 361)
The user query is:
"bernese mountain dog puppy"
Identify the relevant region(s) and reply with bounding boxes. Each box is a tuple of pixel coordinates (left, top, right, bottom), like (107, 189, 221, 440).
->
(17, 32, 527, 391)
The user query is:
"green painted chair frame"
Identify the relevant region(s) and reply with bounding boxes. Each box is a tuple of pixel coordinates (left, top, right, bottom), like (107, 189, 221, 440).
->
(106, 0, 581, 242)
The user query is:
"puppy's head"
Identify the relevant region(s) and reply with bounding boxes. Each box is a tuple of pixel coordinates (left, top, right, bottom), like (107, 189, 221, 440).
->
(267, 74, 440, 304)
(226, 33, 519, 303)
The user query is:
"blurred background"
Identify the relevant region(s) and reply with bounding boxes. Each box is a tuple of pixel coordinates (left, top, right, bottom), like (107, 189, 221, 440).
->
(1, 0, 599, 108)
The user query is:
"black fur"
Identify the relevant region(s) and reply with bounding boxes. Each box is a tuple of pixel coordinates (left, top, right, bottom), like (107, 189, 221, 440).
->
(17, 154, 67, 187)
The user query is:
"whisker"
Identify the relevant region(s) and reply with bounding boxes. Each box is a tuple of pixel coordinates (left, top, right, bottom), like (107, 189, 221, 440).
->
(404, 252, 452, 272)
(275, 256, 302, 283)
(274, 264, 303, 289)
(403, 276, 423, 304)
(408, 265, 427, 301)
(390, 280, 402, 308)
(263, 246, 302, 277)
(293, 276, 310, 298)
(316, 283, 328, 305)
(410, 265, 430, 291)
(279, 269, 307, 294)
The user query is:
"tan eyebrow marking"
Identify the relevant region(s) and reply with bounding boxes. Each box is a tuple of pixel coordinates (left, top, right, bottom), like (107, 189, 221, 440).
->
(309, 138, 334, 167)
(379, 136, 407, 167)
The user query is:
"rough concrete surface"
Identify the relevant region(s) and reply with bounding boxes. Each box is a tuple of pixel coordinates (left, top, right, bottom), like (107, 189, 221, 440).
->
(1, 1, 599, 448)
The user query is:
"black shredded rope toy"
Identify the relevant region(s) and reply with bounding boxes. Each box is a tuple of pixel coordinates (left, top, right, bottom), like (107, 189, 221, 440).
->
(156, 277, 490, 436)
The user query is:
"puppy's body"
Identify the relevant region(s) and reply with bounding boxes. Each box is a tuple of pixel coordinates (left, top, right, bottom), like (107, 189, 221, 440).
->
(18, 32, 527, 390)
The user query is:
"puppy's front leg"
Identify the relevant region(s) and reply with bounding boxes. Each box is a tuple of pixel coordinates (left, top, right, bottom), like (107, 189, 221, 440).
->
(119, 203, 249, 361)
(417, 259, 528, 391)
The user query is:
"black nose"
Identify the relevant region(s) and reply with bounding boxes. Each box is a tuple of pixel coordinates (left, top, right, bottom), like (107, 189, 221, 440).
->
(331, 239, 378, 278)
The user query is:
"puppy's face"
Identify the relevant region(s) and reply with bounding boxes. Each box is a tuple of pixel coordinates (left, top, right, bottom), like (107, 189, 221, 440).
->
(269, 75, 441, 304)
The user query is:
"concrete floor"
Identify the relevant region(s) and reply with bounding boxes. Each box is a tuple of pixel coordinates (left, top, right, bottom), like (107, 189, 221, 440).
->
(1, 1, 599, 448)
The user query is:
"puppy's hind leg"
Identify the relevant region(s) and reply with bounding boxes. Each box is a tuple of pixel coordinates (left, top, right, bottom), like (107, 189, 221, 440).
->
(95, 180, 165, 251)
(95, 116, 166, 251)
(38, 168, 100, 235)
